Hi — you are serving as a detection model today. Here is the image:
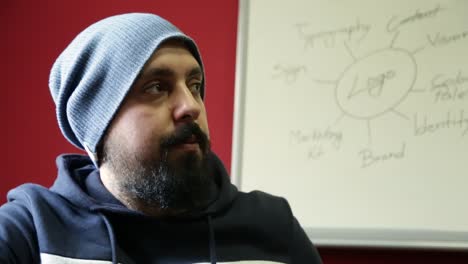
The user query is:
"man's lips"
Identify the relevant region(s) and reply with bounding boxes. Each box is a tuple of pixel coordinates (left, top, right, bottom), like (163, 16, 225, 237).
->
(183, 135, 198, 144)
(172, 135, 200, 151)
(161, 122, 208, 153)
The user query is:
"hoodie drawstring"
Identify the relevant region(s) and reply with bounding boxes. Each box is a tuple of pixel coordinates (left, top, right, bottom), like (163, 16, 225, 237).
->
(100, 213, 118, 264)
(207, 215, 217, 264)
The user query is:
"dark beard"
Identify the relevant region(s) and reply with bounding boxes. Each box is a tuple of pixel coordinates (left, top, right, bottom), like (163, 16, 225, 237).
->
(102, 122, 213, 212)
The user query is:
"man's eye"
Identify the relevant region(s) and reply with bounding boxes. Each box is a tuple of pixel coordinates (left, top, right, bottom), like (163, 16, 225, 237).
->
(189, 82, 202, 94)
(144, 82, 164, 94)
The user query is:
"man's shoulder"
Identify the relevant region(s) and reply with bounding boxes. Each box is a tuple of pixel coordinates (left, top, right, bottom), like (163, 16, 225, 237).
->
(3, 183, 78, 219)
(237, 190, 290, 207)
(229, 190, 293, 222)
(6, 183, 61, 205)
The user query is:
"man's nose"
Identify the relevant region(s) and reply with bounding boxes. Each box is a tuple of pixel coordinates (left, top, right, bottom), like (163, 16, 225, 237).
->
(172, 84, 201, 123)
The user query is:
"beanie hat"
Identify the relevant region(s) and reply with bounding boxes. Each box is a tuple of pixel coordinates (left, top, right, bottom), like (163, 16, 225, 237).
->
(49, 13, 205, 162)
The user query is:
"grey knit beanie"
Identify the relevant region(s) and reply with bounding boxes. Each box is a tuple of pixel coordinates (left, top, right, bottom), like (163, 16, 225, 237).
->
(49, 13, 205, 162)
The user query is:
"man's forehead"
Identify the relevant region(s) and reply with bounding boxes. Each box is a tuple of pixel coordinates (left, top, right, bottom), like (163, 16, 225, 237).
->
(144, 41, 200, 69)
(152, 38, 200, 59)
(135, 42, 202, 81)
(158, 38, 188, 49)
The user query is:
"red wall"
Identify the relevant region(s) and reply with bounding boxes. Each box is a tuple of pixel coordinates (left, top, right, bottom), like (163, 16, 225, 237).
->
(1, 1, 467, 263)
(1, 0, 236, 202)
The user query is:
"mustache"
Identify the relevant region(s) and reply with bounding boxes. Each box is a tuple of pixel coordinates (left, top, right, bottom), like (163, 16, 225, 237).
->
(160, 122, 209, 152)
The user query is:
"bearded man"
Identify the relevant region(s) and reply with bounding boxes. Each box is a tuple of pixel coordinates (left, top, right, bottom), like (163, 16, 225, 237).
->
(0, 13, 322, 264)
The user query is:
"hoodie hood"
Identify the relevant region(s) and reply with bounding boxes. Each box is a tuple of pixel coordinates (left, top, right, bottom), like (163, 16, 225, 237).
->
(50, 152, 238, 218)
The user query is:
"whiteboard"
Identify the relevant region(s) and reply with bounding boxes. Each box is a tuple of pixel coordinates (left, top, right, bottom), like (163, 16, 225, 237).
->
(232, 0, 468, 249)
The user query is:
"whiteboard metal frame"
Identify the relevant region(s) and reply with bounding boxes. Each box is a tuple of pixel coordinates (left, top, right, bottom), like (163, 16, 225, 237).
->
(231, 0, 468, 250)
(231, 0, 249, 188)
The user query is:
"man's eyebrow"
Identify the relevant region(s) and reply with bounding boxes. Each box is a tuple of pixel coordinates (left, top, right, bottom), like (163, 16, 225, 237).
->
(187, 67, 203, 78)
(136, 66, 203, 80)
(138, 68, 174, 80)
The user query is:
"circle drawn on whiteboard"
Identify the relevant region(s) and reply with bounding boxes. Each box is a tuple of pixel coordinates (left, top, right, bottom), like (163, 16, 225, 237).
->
(335, 48, 417, 120)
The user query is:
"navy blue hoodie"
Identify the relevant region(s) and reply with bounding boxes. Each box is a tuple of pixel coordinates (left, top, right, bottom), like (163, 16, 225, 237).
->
(0, 153, 322, 263)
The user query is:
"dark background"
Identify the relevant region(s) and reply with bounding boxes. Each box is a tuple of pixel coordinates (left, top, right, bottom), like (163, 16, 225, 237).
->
(1, 1, 467, 263)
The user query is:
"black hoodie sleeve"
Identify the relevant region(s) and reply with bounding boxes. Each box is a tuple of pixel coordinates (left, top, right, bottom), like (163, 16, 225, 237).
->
(0, 200, 39, 263)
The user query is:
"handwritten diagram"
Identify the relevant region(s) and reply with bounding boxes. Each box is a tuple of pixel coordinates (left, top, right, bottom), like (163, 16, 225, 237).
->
(270, 3, 468, 168)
